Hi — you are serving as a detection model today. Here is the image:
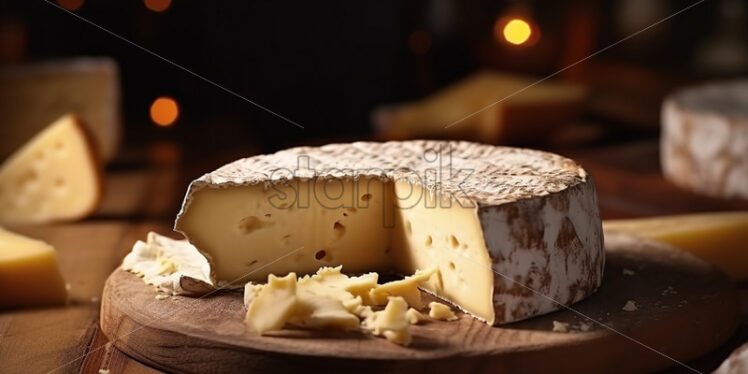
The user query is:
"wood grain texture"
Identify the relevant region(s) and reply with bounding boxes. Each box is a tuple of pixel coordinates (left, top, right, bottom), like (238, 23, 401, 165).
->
(100, 232, 738, 374)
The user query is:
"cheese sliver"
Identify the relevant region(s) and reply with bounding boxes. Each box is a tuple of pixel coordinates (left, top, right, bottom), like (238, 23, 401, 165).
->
(0, 114, 102, 225)
(405, 308, 426, 324)
(0, 228, 67, 308)
(603, 212, 748, 280)
(428, 301, 458, 321)
(246, 273, 299, 334)
(360, 296, 412, 345)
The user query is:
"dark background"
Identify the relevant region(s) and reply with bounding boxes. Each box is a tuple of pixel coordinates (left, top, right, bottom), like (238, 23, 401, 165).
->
(2, 0, 746, 158)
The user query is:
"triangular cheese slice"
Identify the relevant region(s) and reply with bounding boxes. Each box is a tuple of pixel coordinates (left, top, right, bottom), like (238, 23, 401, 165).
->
(0, 228, 67, 308)
(0, 114, 102, 225)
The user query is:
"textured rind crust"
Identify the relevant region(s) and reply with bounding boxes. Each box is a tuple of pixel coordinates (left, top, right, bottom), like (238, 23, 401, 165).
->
(174, 140, 604, 325)
(479, 178, 604, 324)
(661, 81, 748, 200)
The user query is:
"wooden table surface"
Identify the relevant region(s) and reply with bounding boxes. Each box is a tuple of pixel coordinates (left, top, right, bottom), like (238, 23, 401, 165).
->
(1, 141, 746, 374)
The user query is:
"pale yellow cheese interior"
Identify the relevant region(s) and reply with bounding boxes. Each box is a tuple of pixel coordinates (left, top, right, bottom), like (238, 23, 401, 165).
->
(0, 228, 67, 308)
(0, 114, 101, 225)
(603, 212, 748, 281)
(179, 178, 496, 323)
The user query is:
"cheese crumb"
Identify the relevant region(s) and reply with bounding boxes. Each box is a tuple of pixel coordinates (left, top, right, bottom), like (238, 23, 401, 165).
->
(98, 369, 110, 374)
(155, 294, 169, 300)
(428, 301, 457, 321)
(622, 268, 635, 276)
(578, 322, 592, 331)
(552, 320, 569, 333)
(406, 308, 426, 324)
(622, 300, 638, 312)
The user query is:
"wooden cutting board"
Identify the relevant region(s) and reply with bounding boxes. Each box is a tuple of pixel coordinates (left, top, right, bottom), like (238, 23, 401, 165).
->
(100, 232, 738, 374)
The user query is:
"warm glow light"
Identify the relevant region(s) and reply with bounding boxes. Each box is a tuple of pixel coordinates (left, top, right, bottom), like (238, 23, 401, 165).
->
(144, 0, 172, 12)
(57, 0, 84, 11)
(502, 18, 532, 45)
(150, 97, 179, 127)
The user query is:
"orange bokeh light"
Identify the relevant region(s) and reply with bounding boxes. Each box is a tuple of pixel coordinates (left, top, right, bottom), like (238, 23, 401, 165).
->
(150, 97, 179, 127)
(57, 0, 84, 11)
(144, 0, 172, 13)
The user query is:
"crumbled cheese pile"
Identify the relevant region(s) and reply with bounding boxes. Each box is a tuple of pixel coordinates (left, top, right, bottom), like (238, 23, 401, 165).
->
(243, 266, 459, 345)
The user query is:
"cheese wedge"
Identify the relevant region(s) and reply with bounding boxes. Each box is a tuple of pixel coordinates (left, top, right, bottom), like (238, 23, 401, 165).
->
(603, 212, 748, 280)
(373, 71, 586, 144)
(176, 140, 605, 325)
(0, 114, 103, 225)
(0, 228, 67, 308)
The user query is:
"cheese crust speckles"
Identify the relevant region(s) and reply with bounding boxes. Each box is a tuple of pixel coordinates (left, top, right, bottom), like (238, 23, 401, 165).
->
(661, 80, 748, 200)
(122, 232, 215, 296)
(176, 140, 604, 326)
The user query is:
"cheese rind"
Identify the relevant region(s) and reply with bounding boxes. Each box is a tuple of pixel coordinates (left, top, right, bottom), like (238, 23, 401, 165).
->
(661, 80, 748, 199)
(0, 114, 103, 225)
(0, 228, 67, 308)
(176, 140, 604, 325)
(603, 212, 748, 280)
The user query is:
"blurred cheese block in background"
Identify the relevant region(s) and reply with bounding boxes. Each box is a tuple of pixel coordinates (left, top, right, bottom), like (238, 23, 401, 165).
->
(0, 58, 121, 162)
(603, 211, 748, 281)
(661, 80, 748, 200)
(372, 71, 586, 144)
(0, 228, 67, 308)
(0, 115, 103, 226)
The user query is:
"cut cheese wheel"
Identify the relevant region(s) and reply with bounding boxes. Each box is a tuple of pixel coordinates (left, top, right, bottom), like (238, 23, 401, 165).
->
(661, 80, 748, 200)
(0, 114, 103, 225)
(0, 228, 67, 308)
(603, 211, 748, 281)
(175, 140, 604, 325)
(0, 58, 121, 162)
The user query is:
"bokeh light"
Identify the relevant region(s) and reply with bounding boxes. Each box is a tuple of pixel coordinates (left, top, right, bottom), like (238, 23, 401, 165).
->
(150, 97, 179, 127)
(144, 0, 172, 13)
(502, 18, 532, 45)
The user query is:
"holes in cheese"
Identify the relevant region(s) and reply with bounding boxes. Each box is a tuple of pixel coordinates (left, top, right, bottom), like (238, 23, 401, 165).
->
(449, 234, 459, 248)
(333, 221, 345, 238)
(0, 114, 102, 225)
